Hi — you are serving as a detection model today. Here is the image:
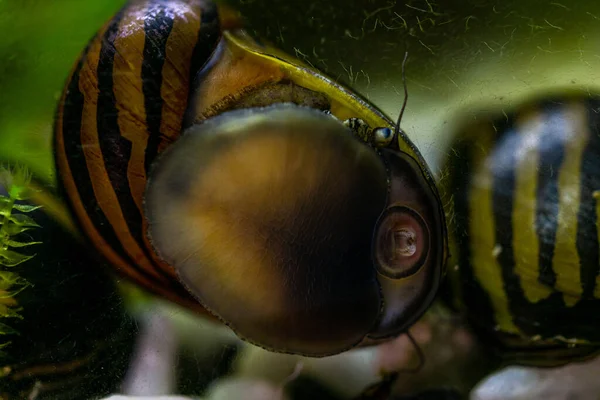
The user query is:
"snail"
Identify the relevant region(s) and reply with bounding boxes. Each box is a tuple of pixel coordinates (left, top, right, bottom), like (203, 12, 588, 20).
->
(54, 0, 447, 357)
(441, 91, 600, 366)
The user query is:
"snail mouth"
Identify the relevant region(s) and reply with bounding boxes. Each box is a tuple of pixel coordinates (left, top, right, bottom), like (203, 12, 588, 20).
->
(366, 149, 445, 340)
(144, 104, 388, 356)
(374, 206, 430, 280)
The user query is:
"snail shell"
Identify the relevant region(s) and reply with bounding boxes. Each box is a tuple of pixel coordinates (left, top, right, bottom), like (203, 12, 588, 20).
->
(442, 91, 600, 366)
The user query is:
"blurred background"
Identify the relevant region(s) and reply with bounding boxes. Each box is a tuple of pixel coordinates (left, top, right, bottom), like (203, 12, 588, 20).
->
(2, 0, 600, 399)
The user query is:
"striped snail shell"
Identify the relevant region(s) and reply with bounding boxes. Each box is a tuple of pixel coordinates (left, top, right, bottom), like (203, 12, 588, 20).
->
(442, 91, 600, 366)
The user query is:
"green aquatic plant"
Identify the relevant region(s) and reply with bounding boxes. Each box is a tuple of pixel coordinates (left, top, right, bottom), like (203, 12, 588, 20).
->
(0, 165, 41, 352)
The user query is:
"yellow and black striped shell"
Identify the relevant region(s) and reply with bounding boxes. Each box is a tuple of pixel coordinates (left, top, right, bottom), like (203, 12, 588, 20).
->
(54, 0, 447, 357)
(442, 91, 600, 366)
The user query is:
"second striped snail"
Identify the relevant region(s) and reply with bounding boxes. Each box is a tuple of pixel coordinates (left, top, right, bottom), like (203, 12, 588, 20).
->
(442, 91, 600, 366)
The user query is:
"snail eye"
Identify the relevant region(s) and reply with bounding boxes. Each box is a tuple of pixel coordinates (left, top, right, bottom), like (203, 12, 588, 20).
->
(373, 206, 429, 279)
(373, 127, 393, 147)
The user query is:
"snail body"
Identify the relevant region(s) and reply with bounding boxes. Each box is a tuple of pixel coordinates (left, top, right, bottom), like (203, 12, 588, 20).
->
(442, 92, 600, 366)
(55, 0, 447, 356)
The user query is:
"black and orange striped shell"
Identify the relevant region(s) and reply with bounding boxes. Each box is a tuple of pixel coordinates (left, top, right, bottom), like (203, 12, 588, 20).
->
(54, 0, 447, 356)
(55, 0, 221, 312)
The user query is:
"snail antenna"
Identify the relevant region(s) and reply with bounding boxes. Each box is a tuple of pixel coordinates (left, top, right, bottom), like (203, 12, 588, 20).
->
(276, 361, 304, 398)
(399, 329, 425, 373)
(395, 51, 409, 134)
(351, 371, 398, 400)
(350, 329, 425, 399)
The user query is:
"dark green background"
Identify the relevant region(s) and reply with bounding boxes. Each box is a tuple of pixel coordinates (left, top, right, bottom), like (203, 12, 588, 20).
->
(1, 0, 599, 180)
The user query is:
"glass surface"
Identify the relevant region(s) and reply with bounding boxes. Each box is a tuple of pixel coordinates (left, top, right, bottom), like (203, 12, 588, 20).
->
(1, 0, 600, 399)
